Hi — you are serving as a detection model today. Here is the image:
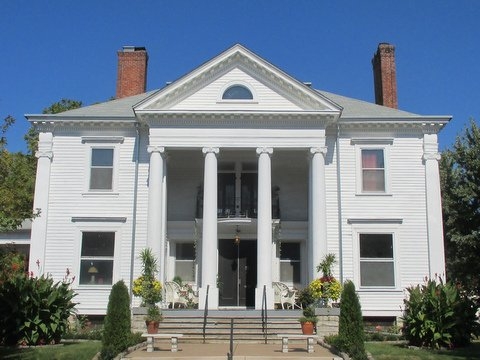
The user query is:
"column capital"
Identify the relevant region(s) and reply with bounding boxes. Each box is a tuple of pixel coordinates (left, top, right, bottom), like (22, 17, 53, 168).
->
(256, 147, 273, 156)
(147, 145, 165, 154)
(310, 146, 327, 156)
(423, 152, 441, 161)
(202, 147, 219, 155)
(35, 150, 53, 159)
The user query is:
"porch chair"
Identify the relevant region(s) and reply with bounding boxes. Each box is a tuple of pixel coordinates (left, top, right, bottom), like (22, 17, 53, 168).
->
(164, 281, 189, 309)
(272, 282, 299, 309)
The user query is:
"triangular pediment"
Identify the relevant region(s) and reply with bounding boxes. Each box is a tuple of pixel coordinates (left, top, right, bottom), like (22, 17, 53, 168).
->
(134, 44, 341, 115)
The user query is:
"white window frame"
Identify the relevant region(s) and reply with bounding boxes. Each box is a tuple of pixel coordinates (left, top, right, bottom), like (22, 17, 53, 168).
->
(350, 219, 401, 291)
(217, 81, 257, 103)
(279, 241, 301, 288)
(82, 137, 123, 195)
(173, 241, 197, 284)
(72, 219, 123, 289)
(352, 138, 393, 195)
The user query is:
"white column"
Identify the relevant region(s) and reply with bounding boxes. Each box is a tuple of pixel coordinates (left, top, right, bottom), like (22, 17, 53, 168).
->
(256, 147, 275, 309)
(309, 147, 328, 281)
(423, 133, 446, 277)
(29, 132, 53, 275)
(147, 146, 165, 282)
(199, 147, 219, 309)
(160, 157, 168, 286)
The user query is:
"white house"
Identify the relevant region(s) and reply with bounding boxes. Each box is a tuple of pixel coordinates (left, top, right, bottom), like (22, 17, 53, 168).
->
(26, 44, 450, 318)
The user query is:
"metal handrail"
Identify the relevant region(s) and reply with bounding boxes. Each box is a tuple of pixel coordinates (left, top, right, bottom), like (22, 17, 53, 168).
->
(202, 285, 209, 344)
(227, 318, 234, 360)
(261, 284, 268, 344)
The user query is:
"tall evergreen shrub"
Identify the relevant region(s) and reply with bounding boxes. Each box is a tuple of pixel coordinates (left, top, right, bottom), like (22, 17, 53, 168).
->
(337, 281, 367, 360)
(101, 280, 131, 359)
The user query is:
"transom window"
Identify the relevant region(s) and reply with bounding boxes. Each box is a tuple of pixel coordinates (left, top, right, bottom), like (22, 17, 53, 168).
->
(90, 148, 114, 190)
(175, 243, 195, 282)
(359, 233, 394, 287)
(280, 242, 301, 287)
(79, 232, 115, 285)
(361, 149, 385, 192)
(222, 85, 253, 100)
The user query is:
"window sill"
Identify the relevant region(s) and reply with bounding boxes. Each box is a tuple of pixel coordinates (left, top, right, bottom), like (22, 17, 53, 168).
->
(357, 287, 402, 293)
(355, 192, 392, 197)
(75, 285, 113, 290)
(82, 192, 119, 197)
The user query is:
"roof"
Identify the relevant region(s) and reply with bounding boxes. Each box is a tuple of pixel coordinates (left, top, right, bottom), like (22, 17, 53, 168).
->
(26, 87, 423, 121)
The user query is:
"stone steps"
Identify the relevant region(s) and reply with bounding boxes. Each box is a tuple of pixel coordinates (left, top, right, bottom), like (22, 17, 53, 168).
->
(132, 310, 305, 343)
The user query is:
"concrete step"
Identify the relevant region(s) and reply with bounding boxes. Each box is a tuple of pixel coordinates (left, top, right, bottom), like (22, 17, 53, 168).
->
(132, 310, 306, 343)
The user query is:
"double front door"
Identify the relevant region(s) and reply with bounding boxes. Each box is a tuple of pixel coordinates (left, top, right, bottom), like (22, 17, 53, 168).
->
(218, 239, 257, 307)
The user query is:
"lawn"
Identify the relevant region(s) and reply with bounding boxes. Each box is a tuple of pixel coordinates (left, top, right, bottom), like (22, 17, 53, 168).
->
(365, 341, 480, 360)
(0, 341, 101, 360)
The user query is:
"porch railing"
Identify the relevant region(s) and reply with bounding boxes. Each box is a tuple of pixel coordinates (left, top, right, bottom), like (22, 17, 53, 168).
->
(261, 284, 268, 344)
(202, 285, 209, 343)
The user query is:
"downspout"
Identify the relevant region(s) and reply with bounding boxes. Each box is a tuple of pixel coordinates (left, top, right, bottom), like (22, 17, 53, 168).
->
(129, 122, 140, 302)
(336, 123, 344, 283)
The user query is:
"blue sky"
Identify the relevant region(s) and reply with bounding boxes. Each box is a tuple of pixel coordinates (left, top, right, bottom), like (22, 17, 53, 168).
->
(1, 1, 478, 152)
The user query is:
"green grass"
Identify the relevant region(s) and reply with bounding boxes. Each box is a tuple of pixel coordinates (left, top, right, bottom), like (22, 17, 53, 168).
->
(365, 341, 480, 360)
(0, 341, 101, 360)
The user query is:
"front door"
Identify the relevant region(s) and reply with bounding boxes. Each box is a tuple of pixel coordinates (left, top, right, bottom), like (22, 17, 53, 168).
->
(218, 239, 257, 307)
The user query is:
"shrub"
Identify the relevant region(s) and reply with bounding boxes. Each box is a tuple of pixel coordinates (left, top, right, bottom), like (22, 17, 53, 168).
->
(0, 255, 77, 346)
(101, 280, 131, 359)
(402, 276, 480, 349)
(336, 281, 367, 360)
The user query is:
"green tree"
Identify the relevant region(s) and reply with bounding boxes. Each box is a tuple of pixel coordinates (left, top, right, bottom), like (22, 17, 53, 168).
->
(0, 99, 82, 231)
(337, 281, 367, 360)
(101, 280, 132, 359)
(440, 119, 480, 299)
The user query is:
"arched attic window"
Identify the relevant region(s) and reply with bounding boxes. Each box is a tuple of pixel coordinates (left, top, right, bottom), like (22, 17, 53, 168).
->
(222, 85, 253, 100)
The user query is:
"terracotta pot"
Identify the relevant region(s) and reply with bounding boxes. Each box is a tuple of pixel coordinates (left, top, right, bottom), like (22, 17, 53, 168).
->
(146, 320, 159, 334)
(301, 321, 315, 335)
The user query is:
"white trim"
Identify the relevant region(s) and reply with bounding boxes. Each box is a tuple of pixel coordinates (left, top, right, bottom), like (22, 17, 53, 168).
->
(351, 222, 401, 291)
(72, 221, 124, 289)
(218, 80, 257, 103)
(84, 143, 120, 193)
(81, 136, 124, 143)
(355, 142, 391, 195)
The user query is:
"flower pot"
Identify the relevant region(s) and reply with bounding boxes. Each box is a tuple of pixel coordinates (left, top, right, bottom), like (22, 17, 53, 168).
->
(146, 320, 159, 334)
(300, 321, 315, 335)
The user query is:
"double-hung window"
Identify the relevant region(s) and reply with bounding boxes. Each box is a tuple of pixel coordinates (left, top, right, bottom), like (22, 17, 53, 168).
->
(279, 242, 301, 287)
(353, 138, 392, 194)
(361, 149, 385, 192)
(79, 232, 115, 285)
(90, 148, 114, 190)
(175, 243, 195, 282)
(359, 233, 395, 287)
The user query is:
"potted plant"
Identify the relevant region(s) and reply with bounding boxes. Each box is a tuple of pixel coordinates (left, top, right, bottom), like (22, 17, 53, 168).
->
(309, 254, 342, 307)
(145, 304, 163, 334)
(132, 248, 163, 333)
(298, 305, 317, 334)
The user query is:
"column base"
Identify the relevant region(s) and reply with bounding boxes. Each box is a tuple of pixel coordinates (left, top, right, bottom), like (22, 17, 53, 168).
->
(198, 286, 219, 309)
(255, 286, 275, 310)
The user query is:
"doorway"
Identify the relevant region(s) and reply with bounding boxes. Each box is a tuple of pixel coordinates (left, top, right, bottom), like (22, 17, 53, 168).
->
(218, 239, 257, 307)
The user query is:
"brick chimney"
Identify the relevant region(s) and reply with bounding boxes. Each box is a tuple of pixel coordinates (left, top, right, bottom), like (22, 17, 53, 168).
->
(116, 46, 148, 99)
(372, 43, 398, 109)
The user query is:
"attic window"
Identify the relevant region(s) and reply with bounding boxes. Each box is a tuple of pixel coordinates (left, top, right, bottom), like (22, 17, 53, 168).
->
(222, 85, 253, 100)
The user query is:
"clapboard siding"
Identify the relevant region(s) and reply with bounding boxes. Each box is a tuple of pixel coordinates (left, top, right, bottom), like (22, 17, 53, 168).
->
(170, 68, 304, 111)
(336, 130, 430, 315)
(43, 129, 140, 314)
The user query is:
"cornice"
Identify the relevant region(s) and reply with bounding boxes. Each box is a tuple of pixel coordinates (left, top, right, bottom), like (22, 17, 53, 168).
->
(138, 111, 337, 128)
(136, 49, 341, 112)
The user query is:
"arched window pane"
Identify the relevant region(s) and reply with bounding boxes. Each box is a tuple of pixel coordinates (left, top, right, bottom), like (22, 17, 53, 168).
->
(222, 85, 253, 100)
